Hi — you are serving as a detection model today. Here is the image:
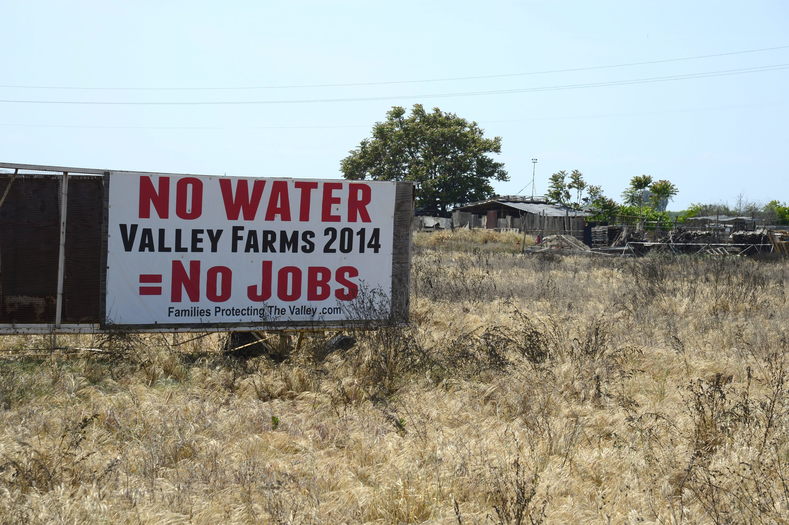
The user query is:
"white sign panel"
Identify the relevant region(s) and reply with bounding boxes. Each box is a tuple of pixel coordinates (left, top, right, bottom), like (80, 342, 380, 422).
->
(105, 173, 397, 326)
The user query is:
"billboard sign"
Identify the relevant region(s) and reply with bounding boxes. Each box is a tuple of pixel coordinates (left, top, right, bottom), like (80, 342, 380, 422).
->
(104, 173, 412, 329)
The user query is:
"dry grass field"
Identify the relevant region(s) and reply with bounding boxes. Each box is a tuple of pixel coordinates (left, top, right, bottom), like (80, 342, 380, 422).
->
(1, 230, 787, 524)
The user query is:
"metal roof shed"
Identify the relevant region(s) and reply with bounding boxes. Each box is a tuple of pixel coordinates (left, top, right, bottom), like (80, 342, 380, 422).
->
(452, 197, 590, 239)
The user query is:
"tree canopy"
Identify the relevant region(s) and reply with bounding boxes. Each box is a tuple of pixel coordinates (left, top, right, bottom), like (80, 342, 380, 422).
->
(340, 105, 508, 215)
(546, 169, 590, 209)
(678, 199, 789, 225)
(546, 170, 571, 206)
(622, 175, 654, 207)
(648, 180, 679, 211)
(764, 200, 789, 224)
(546, 171, 679, 227)
(567, 170, 587, 207)
(622, 175, 678, 211)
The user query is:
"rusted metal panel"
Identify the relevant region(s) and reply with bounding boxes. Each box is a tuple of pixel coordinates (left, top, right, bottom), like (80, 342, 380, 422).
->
(0, 172, 105, 324)
(486, 210, 497, 229)
(62, 177, 104, 322)
(0, 175, 60, 323)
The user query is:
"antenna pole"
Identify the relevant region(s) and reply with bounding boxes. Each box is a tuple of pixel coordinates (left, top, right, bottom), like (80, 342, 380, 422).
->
(531, 158, 538, 200)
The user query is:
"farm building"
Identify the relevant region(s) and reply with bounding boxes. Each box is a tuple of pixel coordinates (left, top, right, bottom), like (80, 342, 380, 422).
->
(683, 215, 756, 232)
(412, 215, 452, 231)
(452, 196, 590, 239)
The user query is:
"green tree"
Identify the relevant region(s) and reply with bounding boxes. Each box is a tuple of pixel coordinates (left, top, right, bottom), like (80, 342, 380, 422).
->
(764, 200, 789, 225)
(589, 196, 620, 223)
(677, 203, 705, 223)
(580, 185, 620, 222)
(567, 169, 587, 209)
(648, 179, 678, 211)
(622, 174, 653, 207)
(617, 205, 673, 230)
(340, 105, 508, 215)
(546, 170, 570, 205)
(586, 184, 604, 202)
(679, 202, 734, 220)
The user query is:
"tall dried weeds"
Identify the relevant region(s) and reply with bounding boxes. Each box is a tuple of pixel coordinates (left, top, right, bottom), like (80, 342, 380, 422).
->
(0, 231, 786, 523)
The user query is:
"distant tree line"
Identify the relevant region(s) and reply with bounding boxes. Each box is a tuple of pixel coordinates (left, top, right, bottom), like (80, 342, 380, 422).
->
(547, 169, 788, 226)
(678, 199, 789, 225)
(546, 171, 678, 228)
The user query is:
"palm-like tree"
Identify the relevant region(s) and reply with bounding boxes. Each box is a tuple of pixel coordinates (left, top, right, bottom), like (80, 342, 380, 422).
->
(546, 171, 570, 205)
(623, 174, 653, 207)
(649, 180, 678, 211)
(567, 170, 587, 209)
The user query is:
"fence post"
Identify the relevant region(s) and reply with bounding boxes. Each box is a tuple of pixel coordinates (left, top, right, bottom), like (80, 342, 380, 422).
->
(55, 171, 69, 329)
(521, 213, 527, 253)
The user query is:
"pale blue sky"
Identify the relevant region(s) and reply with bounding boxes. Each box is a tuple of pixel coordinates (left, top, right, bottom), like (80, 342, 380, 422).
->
(2, 1, 787, 210)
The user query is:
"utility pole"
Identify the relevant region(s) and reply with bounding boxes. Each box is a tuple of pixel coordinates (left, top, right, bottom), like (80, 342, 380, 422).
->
(531, 158, 538, 200)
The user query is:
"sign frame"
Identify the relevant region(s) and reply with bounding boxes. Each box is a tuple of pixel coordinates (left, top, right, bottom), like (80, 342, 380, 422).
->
(0, 163, 412, 334)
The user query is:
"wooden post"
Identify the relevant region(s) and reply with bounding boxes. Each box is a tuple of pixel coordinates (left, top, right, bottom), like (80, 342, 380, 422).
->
(55, 171, 69, 328)
(521, 212, 527, 253)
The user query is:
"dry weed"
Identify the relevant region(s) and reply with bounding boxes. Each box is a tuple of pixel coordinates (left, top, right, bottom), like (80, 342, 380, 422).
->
(0, 230, 787, 523)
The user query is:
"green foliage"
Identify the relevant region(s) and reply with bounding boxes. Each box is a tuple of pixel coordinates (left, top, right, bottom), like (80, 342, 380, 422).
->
(587, 196, 621, 223)
(764, 200, 789, 225)
(548, 169, 590, 209)
(544, 170, 679, 225)
(616, 205, 673, 230)
(678, 200, 788, 224)
(582, 184, 619, 222)
(677, 203, 705, 223)
(630, 174, 653, 190)
(678, 202, 736, 220)
(621, 175, 678, 214)
(546, 170, 570, 206)
(584, 180, 672, 226)
(340, 105, 508, 215)
(567, 169, 587, 208)
(622, 174, 654, 207)
(648, 179, 678, 211)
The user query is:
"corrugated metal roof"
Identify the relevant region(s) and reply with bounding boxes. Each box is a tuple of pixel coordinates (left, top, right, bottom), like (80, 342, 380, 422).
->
(454, 197, 591, 216)
(686, 215, 754, 222)
(497, 201, 590, 217)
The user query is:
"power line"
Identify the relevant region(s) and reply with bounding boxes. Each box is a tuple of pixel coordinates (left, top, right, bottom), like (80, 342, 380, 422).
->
(0, 100, 782, 131)
(0, 123, 369, 130)
(1, 44, 788, 91)
(0, 63, 786, 106)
